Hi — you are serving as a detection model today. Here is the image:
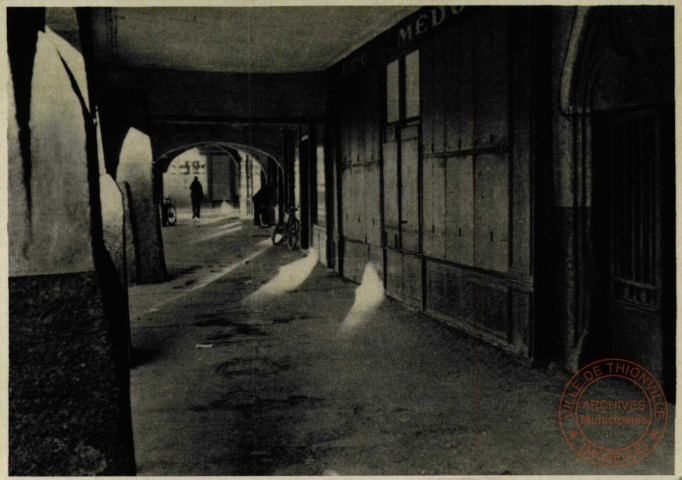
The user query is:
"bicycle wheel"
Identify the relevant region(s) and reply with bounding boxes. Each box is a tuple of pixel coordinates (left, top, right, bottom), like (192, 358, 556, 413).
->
(287, 218, 300, 250)
(271, 222, 286, 246)
(166, 204, 177, 226)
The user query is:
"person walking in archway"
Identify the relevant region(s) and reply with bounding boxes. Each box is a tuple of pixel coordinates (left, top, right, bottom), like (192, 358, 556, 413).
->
(190, 176, 204, 220)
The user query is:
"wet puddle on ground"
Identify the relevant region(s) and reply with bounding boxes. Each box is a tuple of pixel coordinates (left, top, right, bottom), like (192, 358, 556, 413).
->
(192, 388, 324, 412)
(214, 357, 287, 378)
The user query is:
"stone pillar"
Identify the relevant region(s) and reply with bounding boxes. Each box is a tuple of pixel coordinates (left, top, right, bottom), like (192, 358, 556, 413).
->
(101, 173, 128, 286)
(116, 128, 166, 283)
(239, 153, 249, 219)
(549, 8, 577, 370)
(96, 107, 129, 287)
(8, 14, 136, 475)
(550, 7, 596, 371)
(119, 181, 138, 284)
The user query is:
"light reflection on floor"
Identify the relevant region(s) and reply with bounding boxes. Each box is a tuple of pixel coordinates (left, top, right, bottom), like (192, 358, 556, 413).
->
(339, 262, 384, 334)
(190, 221, 243, 244)
(243, 248, 319, 304)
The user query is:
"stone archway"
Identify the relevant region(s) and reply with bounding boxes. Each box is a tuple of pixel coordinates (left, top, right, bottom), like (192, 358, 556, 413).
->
(156, 140, 287, 227)
(150, 123, 288, 170)
(556, 6, 674, 389)
(155, 141, 282, 174)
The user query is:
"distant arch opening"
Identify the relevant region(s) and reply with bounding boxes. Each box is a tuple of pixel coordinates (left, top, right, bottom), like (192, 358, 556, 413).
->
(155, 141, 283, 174)
(161, 142, 284, 225)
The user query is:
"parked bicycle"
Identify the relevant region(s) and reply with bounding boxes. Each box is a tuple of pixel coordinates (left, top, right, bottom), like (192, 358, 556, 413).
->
(271, 206, 300, 249)
(162, 196, 177, 226)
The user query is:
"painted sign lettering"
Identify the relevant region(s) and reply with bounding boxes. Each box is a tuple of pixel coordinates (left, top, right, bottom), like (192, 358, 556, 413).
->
(337, 6, 466, 76)
(398, 6, 464, 47)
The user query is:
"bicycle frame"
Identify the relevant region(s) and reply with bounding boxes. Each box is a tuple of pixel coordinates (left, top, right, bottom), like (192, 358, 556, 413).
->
(271, 206, 299, 248)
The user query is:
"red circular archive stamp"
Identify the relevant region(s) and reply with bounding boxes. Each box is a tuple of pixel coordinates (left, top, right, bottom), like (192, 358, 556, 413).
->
(558, 358, 667, 467)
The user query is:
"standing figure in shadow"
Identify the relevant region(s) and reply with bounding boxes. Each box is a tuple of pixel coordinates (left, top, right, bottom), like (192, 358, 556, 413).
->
(190, 176, 204, 221)
(253, 182, 273, 227)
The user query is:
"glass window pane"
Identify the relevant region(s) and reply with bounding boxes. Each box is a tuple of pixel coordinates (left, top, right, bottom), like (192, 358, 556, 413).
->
(386, 60, 400, 124)
(405, 50, 420, 119)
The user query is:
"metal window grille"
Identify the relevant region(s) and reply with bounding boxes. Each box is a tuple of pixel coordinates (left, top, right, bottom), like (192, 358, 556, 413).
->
(608, 111, 660, 308)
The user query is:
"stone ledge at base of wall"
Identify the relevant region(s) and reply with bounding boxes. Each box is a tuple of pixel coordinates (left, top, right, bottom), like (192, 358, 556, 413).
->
(9, 272, 136, 475)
